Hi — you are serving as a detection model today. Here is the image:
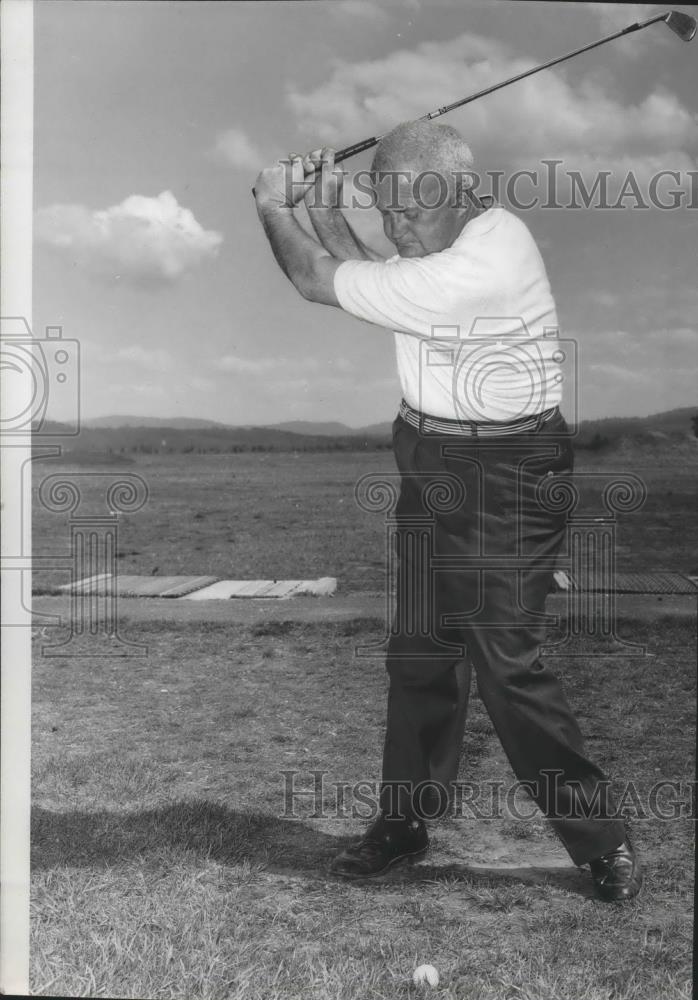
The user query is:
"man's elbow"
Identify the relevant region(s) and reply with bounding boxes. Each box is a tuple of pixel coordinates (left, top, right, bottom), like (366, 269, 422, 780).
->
(296, 272, 318, 301)
(296, 257, 340, 306)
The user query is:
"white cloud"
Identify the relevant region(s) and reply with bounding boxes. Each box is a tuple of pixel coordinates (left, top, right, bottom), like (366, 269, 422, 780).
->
(664, 327, 698, 345)
(580, 327, 697, 350)
(330, 357, 356, 373)
(582, 6, 693, 61)
(590, 291, 620, 308)
(213, 127, 267, 169)
(214, 353, 355, 381)
(285, 32, 698, 181)
(35, 191, 222, 284)
(588, 362, 649, 383)
(333, 0, 423, 16)
(287, 34, 489, 145)
(216, 354, 279, 375)
(576, 327, 698, 388)
(188, 376, 216, 393)
(331, 1, 390, 24)
(591, 4, 659, 28)
(115, 345, 175, 372)
(570, 325, 698, 418)
(107, 368, 216, 398)
(110, 382, 167, 397)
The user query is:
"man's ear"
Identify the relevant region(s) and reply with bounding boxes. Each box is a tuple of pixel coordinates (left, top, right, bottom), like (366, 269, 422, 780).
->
(454, 176, 469, 209)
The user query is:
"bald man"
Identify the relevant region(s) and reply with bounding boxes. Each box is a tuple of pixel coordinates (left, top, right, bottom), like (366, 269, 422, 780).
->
(254, 121, 641, 902)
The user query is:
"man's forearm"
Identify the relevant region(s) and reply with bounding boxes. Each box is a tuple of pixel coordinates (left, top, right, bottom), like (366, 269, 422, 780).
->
(257, 204, 324, 285)
(256, 202, 340, 305)
(306, 206, 383, 262)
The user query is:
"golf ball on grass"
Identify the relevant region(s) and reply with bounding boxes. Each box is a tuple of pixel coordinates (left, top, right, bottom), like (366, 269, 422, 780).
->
(413, 964, 439, 987)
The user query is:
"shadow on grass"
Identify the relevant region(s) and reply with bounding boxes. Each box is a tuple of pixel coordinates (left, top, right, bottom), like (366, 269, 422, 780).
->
(409, 859, 592, 897)
(31, 801, 334, 870)
(31, 801, 590, 896)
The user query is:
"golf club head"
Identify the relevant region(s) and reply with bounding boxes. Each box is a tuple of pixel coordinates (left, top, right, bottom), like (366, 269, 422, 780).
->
(664, 10, 697, 41)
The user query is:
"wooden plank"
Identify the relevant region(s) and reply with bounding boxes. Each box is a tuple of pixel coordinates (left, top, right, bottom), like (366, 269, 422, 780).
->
(182, 578, 338, 600)
(59, 575, 221, 598)
(114, 576, 179, 597)
(182, 580, 253, 600)
(263, 580, 303, 598)
(158, 576, 220, 597)
(58, 573, 111, 594)
(231, 580, 277, 597)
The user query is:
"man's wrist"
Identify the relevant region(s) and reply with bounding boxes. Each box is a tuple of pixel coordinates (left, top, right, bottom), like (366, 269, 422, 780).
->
(256, 200, 296, 218)
(306, 202, 341, 214)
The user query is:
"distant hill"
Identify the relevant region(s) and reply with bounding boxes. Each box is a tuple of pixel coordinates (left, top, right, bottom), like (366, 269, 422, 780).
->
(571, 406, 697, 447)
(84, 415, 227, 429)
(571, 406, 696, 436)
(265, 420, 355, 436)
(32, 421, 393, 459)
(359, 421, 394, 437)
(32, 406, 697, 459)
(77, 405, 697, 439)
(81, 415, 384, 435)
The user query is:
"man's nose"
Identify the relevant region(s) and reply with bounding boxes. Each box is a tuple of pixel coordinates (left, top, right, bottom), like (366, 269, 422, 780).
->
(387, 212, 408, 239)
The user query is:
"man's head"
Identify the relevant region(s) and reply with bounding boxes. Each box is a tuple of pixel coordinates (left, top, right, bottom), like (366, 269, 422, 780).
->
(370, 120, 479, 258)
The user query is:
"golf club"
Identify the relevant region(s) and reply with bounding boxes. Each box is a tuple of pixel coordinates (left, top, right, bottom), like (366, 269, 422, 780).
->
(331, 10, 696, 164)
(253, 8, 695, 196)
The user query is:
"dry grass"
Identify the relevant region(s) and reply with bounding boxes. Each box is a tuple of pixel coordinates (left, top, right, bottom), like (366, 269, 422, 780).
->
(30, 445, 696, 997)
(31, 446, 698, 594)
(31, 616, 695, 999)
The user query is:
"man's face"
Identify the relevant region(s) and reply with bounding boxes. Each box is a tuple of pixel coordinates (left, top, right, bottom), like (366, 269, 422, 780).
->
(372, 168, 465, 258)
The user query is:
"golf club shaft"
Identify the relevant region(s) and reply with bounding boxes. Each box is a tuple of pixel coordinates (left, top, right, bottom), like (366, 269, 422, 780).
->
(333, 11, 672, 164)
(252, 9, 693, 194)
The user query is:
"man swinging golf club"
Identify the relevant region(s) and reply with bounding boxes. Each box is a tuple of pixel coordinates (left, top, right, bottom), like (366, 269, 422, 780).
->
(254, 119, 642, 902)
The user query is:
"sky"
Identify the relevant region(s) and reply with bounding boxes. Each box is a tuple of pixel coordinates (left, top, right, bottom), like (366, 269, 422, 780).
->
(32, 0, 698, 427)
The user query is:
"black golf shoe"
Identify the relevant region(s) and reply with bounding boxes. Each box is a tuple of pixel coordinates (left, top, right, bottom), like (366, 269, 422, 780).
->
(330, 814, 429, 879)
(589, 837, 643, 902)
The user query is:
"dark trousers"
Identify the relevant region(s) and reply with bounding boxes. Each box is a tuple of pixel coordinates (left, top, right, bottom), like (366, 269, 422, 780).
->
(380, 409, 626, 866)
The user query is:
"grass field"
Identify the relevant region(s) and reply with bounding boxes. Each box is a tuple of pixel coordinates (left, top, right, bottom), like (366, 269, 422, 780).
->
(32, 442, 698, 593)
(31, 614, 695, 999)
(30, 445, 696, 998)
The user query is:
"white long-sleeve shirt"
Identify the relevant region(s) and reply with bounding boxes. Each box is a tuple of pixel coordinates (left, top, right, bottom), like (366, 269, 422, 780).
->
(333, 203, 563, 422)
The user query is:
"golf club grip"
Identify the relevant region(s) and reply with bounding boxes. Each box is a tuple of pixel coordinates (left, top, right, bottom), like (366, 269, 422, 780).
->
(334, 136, 379, 163)
(251, 136, 379, 196)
